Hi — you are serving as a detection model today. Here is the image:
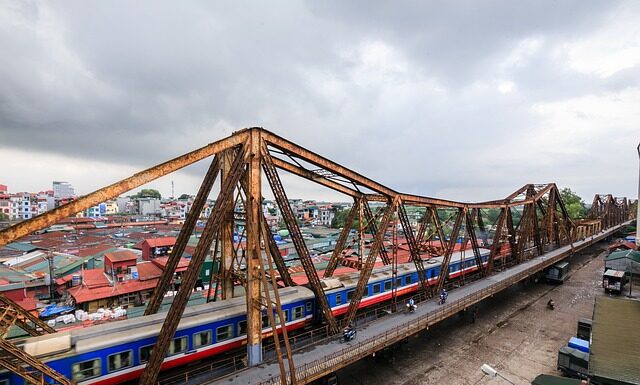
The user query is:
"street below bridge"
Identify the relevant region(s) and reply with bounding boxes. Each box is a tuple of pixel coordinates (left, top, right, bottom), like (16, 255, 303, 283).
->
(338, 241, 611, 385)
(209, 222, 630, 385)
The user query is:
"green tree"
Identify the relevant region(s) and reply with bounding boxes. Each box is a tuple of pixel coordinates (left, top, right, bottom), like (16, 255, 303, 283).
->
(178, 193, 190, 200)
(0, 212, 9, 221)
(330, 208, 361, 229)
(559, 188, 587, 219)
(133, 189, 161, 199)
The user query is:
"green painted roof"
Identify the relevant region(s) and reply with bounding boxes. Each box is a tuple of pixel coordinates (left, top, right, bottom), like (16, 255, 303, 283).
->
(606, 250, 640, 263)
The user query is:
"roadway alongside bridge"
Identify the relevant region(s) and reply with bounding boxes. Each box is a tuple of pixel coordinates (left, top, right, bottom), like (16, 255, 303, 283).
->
(209, 220, 632, 385)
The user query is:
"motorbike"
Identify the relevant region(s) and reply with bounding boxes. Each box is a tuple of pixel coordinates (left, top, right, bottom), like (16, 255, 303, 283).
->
(343, 327, 356, 342)
(547, 300, 555, 310)
(407, 302, 417, 313)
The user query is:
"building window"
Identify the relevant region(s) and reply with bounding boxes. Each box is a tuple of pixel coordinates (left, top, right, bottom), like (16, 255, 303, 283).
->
(216, 325, 234, 342)
(335, 293, 342, 305)
(72, 358, 101, 381)
(193, 330, 212, 348)
(107, 350, 132, 372)
(139, 345, 153, 363)
(384, 281, 392, 291)
(238, 320, 247, 335)
(168, 336, 188, 355)
(292, 306, 305, 320)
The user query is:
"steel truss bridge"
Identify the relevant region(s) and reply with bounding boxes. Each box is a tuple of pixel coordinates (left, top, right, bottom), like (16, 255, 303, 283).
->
(0, 127, 634, 385)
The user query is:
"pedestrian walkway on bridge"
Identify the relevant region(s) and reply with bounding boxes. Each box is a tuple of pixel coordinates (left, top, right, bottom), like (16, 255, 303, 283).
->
(209, 221, 631, 385)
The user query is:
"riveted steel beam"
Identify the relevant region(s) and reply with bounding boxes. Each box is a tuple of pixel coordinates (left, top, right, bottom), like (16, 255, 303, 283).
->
(0, 132, 248, 248)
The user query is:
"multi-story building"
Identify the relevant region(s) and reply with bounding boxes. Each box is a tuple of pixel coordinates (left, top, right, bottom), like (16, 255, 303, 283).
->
(53, 181, 75, 199)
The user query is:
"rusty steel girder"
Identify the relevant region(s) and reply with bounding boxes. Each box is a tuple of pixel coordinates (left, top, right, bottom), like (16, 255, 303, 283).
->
(0, 132, 248, 248)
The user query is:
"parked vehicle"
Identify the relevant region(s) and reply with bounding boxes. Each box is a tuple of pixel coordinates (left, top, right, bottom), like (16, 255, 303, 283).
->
(602, 269, 626, 294)
(576, 318, 592, 341)
(557, 345, 589, 379)
(546, 262, 569, 284)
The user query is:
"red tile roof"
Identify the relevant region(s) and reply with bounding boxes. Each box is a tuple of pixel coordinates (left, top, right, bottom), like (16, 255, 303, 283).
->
(81, 269, 111, 288)
(75, 244, 114, 258)
(136, 261, 163, 280)
(142, 237, 176, 248)
(68, 278, 158, 304)
(152, 256, 190, 272)
(105, 250, 138, 263)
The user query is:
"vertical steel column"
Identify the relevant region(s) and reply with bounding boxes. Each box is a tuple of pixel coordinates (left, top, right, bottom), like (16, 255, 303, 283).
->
(220, 149, 236, 300)
(324, 198, 360, 278)
(246, 130, 263, 366)
(138, 146, 247, 385)
(145, 155, 220, 315)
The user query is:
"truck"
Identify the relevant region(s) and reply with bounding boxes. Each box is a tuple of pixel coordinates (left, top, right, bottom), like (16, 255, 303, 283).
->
(602, 269, 626, 294)
(546, 262, 569, 284)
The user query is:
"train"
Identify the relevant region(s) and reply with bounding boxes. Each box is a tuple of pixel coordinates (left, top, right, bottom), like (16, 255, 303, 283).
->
(1, 248, 492, 385)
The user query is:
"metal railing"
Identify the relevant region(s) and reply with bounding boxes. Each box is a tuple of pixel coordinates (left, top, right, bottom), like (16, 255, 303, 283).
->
(257, 222, 630, 385)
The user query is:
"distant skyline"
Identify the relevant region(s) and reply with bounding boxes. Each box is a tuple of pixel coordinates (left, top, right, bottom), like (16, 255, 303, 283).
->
(1, 1, 639, 203)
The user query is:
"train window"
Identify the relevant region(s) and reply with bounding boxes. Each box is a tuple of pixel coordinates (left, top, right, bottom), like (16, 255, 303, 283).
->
(347, 290, 355, 301)
(335, 293, 342, 305)
(384, 281, 392, 291)
(194, 330, 212, 348)
(282, 309, 289, 323)
(406, 275, 412, 284)
(262, 315, 270, 328)
(396, 277, 403, 287)
(139, 345, 154, 363)
(217, 325, 234, 342)
(168, 336, 188, 355)
(372, 284, 381, 294)
(72, 358, 101, 381)
(292, 306, 304, 320)
(306, 301, 312, 312)
(0, 380, 8, 385)
(107, 350, 132, 373)
(238, 320, 247, 335)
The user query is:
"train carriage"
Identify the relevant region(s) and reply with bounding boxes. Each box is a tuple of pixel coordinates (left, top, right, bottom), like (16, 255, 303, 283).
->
(0, 287, 315, 385)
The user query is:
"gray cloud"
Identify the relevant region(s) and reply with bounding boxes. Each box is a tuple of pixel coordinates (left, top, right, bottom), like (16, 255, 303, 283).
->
(0, 1, 638, 202)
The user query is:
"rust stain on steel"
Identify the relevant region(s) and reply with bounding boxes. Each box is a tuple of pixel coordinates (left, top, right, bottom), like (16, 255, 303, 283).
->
(0, 131, 249, 248)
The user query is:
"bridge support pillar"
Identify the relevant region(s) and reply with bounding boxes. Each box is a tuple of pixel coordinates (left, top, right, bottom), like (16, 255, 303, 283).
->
(246, 129, 263, 366)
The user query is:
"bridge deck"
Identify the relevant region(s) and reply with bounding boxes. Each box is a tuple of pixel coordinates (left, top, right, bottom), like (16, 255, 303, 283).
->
(207, 222, 631, 385)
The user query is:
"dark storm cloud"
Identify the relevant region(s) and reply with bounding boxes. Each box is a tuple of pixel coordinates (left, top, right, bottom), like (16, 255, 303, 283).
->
(0, 1, 638, 201)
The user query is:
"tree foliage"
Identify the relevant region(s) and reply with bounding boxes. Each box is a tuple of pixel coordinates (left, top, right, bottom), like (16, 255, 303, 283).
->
(178, 193, 190, 200)
(559, 187, 587, 219)
(132, 188, 161, 199)
(331, 208, 361, 229)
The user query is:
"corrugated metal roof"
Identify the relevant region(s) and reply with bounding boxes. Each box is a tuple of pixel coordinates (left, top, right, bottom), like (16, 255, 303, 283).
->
(606, 250, 640, 263)
(590, 296, 640, 384)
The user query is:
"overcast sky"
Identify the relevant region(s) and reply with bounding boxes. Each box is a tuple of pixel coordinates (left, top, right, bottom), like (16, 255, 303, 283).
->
(1, 1, 638, 203)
